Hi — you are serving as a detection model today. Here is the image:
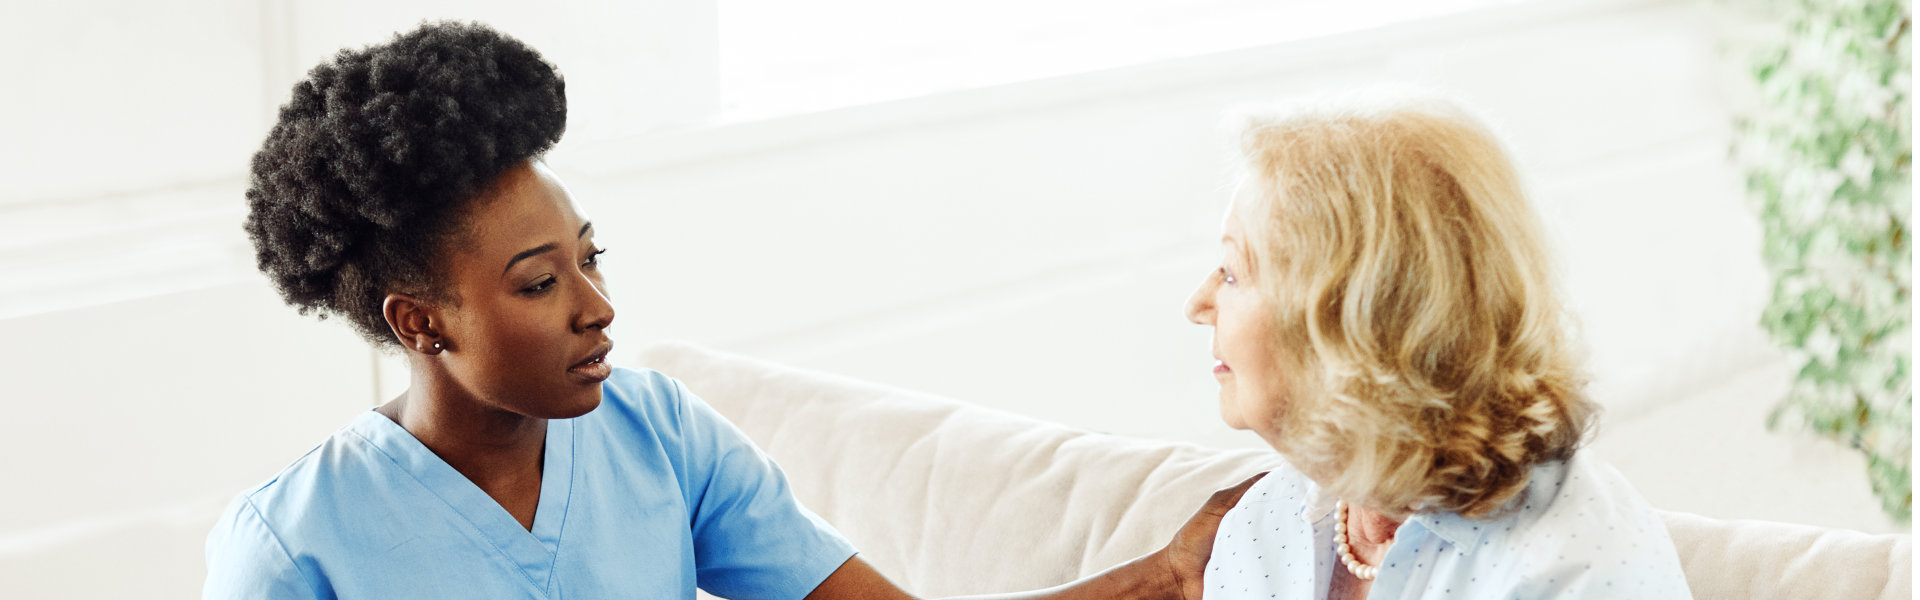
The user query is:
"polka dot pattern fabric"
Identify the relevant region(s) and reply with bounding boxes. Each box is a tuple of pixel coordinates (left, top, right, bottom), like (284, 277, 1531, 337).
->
(1202, 452, 1693, 599)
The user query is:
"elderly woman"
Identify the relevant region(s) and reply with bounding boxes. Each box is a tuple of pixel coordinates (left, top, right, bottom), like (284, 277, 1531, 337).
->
(204, 21, 1251, 600)
(1182, 95, 1693, 599)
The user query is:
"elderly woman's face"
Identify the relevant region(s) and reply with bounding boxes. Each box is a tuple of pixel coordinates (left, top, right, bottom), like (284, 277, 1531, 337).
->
(1185, 183, 1291, 436)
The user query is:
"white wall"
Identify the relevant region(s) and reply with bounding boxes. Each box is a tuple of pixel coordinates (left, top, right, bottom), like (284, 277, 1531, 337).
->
(0, 0, 1903, 598)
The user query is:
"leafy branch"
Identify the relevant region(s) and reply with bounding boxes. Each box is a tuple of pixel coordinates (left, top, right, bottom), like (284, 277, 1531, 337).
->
(1735, 0, 1912, 522)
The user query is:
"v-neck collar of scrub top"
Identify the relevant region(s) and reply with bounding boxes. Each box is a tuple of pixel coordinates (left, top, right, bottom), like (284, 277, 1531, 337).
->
(346, 410, 577, 592)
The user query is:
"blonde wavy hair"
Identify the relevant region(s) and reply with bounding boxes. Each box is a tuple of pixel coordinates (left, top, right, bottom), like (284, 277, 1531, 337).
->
(1234, 92, 1599, 519)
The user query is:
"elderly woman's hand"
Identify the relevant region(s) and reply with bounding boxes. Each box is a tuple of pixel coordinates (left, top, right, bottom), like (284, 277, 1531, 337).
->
(1158, 472, 1267, 600)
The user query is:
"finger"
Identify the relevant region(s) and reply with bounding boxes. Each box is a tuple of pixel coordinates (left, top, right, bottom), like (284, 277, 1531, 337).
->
(1199, 471, 1269, 518)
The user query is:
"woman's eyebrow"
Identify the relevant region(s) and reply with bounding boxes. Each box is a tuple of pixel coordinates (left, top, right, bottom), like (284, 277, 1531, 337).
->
(1224, 236, 1254, 269)
(502, 223, 596, 274)
(503, 243, 559, 274)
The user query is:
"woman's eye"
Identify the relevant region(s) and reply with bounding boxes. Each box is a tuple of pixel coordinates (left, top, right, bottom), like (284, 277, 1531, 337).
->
(524, 276, 557, 294)
(583, 248, 607, 269)
(1219, 267, 1236, 285)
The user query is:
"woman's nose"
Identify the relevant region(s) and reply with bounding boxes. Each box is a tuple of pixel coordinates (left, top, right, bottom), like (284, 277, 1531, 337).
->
(1185, 275, 1215, 325)
(576, 276, 616, 333)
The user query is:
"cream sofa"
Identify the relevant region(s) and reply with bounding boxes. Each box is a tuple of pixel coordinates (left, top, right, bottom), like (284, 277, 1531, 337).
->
(637, 342, 1912, 600)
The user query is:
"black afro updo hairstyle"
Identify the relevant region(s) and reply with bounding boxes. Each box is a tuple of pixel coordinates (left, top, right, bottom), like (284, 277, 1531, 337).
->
(244, 21, 566, 348)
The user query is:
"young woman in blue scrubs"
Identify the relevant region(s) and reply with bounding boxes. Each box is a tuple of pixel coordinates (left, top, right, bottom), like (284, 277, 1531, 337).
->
(205, 21, 1253, 600)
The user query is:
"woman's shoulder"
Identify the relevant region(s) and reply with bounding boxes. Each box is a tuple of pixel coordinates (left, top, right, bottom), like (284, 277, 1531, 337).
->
(1468, 453, 1669, 546)
(590, 366, 701, 428)
(1233, 458, 1319, 507)
(601, 365, 677, 400)
(1220, 457, 1328, 532)
(232, 413, 390, 512)
(582, 366, 748, 458)
(1513, 452, 1668, 535)
(211, 412, 409, 556)
(1454, 451, 1691, 596)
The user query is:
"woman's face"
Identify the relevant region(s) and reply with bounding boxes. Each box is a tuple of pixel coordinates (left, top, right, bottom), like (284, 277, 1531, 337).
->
(1185, 182, 1292, 437)
(429, 160, 615, 419)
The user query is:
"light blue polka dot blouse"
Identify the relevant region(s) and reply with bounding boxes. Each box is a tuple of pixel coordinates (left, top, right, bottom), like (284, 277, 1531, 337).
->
(1202, 452, 1693, 599)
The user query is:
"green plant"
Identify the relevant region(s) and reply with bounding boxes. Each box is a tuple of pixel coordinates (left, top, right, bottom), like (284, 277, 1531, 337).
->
(1735, 0, 1912, 522)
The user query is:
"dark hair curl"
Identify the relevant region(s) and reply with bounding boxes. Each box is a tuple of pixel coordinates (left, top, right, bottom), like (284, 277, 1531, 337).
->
(243, 21, 566, 348)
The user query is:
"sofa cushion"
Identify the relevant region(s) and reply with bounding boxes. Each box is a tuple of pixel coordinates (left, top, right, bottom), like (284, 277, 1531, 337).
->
(1661, 510, 1911, 600)
(636, 341, 1911, 599)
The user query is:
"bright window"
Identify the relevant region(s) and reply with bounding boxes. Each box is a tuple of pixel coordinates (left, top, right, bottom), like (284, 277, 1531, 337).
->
(718, 0, 1537, 120)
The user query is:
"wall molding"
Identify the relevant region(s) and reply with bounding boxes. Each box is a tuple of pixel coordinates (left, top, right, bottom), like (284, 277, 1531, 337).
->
(0, 178, 255, 320)
(0, 494, 229, 559)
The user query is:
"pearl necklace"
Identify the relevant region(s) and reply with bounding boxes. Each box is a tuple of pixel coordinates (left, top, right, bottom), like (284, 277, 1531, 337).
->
(1333, 500, 1379, 581)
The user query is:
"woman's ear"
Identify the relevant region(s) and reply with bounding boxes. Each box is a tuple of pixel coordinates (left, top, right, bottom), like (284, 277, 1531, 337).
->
(383, 293, 445, 354)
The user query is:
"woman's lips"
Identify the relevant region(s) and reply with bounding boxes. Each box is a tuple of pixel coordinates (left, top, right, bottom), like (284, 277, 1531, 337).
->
(569, 358, 612, 383)
(569, 343, 614, 383)
(1213, 360, 1230, 375)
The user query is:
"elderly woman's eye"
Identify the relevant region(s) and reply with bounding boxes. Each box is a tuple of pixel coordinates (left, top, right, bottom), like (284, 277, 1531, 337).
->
(1219, 267, 1236, 285)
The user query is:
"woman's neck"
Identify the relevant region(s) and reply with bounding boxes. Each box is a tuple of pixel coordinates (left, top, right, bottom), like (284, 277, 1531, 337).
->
(376, 372, 548, 488)
(375, 369, 549, 531)
(1347, 503, 1404, 546)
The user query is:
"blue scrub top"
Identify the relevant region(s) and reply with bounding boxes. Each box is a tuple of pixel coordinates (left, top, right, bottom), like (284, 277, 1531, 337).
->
(204, 368, 857, 599)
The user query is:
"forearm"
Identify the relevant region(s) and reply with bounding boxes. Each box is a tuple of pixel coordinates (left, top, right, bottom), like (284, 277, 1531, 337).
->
(941, 551, 1179, 600)
(807, 550, 1186, 600)
(810, 469, 1267, 600)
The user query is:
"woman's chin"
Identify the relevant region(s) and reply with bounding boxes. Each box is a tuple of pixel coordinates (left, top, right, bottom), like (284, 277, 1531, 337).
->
(569, 395, 604, 418)
(540, 391, 603, 420)
(1217, 394, 1250, 430)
